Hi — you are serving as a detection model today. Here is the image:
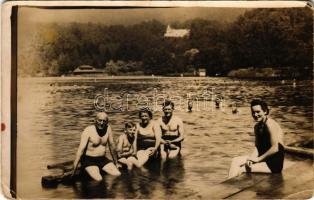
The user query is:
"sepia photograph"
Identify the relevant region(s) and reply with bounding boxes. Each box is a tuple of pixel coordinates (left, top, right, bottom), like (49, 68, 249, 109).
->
(2, 1, 313, 199)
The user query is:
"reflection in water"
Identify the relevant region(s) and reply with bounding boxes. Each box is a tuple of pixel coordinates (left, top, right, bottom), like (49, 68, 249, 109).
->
(161, 157, 185, 195)
(71, 157, 184, 199)
(17, 77, 313, 198)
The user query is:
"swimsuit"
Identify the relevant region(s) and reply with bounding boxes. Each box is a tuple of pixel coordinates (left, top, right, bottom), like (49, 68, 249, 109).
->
(255, 119, 285, 173)
(136, 123, 160, 158)
(137, 123, 156, 150)
(162, 135, 181, 149)
(81, 155, 111, 169)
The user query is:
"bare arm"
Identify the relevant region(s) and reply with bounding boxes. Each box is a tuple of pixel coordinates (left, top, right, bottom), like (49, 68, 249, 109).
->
(116, 135, 124, 157)
(107, 126, 118, 164)
(132, 126, 138, 155)
(152, 122, 162, 153)
(73, 128, 89, 169)
(118, 148, 134, 157)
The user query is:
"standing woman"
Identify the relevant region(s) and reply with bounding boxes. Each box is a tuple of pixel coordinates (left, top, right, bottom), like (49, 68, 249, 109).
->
(228, 99, 285, 178)
(133, 109, 161, 167)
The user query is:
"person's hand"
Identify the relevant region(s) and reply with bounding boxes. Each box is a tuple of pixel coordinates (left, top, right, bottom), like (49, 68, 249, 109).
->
(148, 147, 156, 156)
(116, 163, 123, 169)
(247, 155, 260, 164)
(70, 168, 76, 177)
(245, 160, 253, 168)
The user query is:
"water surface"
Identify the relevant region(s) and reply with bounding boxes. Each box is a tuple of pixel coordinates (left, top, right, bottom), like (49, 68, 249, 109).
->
(17, 77, 313, 198)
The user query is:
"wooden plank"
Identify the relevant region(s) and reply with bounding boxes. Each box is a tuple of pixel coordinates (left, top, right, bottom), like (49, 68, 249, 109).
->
(284, 146, 314, 158)
(284, 181, 314, 199)
(271, 173, 313, 199)
(47, 160, 73, 170)
(228, 160, 313, 199)
(199, 173, 269, 199)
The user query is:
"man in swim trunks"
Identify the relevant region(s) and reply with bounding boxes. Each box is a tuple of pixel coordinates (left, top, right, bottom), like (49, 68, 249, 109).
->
(73, 112, 121, 181)
(158, 100, 185, 159)
(228, 99, 285, 178)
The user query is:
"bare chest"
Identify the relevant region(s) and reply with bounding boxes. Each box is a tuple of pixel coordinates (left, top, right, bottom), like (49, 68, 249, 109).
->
(89, 133, 109, 147)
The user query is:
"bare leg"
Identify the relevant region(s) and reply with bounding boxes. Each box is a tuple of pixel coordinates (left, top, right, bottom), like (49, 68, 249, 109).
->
(160, 144, 168, 160)
(102, 162, 121, 176)
(85, 166, 103, 181)
(249, 162, 271, 173)
(228, 155, 248, 178)
(127, 156, 140, 168)
(168, 145, 180, 159)
(136, 150, 151, 167)
(118, 158, 133, 170)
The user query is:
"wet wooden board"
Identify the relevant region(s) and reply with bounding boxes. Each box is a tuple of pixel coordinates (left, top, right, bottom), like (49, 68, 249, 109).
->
(203, 160, 313, 199)
(284, 145, 314, 158)
(228, 160, 313, 199)
(198, 173, 269, 199)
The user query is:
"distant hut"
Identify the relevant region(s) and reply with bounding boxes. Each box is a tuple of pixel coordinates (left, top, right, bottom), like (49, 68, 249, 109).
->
(73, 65, 105, 76)
(198, 68, 206, 77)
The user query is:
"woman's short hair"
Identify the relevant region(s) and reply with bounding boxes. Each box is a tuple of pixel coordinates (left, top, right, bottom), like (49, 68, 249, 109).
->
(251, 99, 269, 115)
(162, 100, 175, 109)
(138, 108, 153, 119)
(125, 122, 136, 129)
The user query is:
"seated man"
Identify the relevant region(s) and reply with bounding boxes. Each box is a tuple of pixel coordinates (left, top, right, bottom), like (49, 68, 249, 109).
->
(158, 100, 184, 159)
(73, 112, 121, 181)
(228, 99, 285, 178)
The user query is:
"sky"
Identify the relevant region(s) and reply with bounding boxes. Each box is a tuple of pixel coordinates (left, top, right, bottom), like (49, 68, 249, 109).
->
(18, 7, 247, 26)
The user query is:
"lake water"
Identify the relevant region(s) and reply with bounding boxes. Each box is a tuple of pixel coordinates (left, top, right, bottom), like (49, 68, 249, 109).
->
(17, 77, 313, 199)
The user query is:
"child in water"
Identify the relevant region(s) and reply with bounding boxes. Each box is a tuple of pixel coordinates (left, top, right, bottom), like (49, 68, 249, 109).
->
(116, 122, 139, 170)
(117, 121, 156, 170)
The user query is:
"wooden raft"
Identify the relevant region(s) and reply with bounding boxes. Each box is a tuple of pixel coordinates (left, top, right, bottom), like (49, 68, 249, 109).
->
(199, 159, 313, 199)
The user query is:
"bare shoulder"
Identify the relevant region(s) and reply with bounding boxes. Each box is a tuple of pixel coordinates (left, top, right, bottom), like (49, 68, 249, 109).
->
(266, 118, 282, 131)
(82, 125, 95, 136)
(152, 120, 161, 127)
(157, 117, 163, 123)
(118, 134, 125, 142)
(107, 125, 112, 132)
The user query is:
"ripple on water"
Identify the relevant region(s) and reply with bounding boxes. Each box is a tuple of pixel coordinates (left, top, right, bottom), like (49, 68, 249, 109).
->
(17, 77, 313, 199)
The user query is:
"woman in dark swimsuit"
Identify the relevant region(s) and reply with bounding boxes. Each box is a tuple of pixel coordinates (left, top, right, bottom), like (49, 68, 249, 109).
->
(133, 109, 161, 166)
(228, 99, 285, 178)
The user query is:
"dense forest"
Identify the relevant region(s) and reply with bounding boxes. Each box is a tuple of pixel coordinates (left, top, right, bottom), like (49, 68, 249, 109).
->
(19, 8, 313, 78)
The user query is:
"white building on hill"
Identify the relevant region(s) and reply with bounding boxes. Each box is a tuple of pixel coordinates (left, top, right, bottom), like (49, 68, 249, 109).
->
(164, 25, 190, 38)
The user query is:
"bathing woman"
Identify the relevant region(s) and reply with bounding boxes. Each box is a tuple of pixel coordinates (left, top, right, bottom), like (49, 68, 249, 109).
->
(228, 99, 285, 178)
